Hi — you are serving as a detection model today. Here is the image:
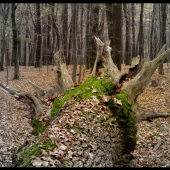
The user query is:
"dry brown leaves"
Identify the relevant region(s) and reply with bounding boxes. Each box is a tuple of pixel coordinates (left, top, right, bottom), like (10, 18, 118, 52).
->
(1, 64, 170, 167)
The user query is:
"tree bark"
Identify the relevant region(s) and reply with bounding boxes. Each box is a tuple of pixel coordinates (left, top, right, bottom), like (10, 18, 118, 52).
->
(138, 3, 144, 61)
(150, 4, 156, 60)
(131, 3, 136, 58)
(85, 3, 90, 69)
(35, 3, 42, 68)
(158, 3, 167, 75)
(71, 3, 78, 83)
(123, 3, 130, 65)
(11, 3, 19, 80)
(0, 3, 10, 71)
(106, 3, 122, 71)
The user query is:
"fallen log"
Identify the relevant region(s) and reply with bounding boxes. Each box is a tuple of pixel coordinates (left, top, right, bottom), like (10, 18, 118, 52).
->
(0, 37, 169, 167)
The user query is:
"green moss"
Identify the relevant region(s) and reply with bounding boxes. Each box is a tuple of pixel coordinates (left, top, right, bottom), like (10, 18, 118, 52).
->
(32, 76, 115, 136)
(105, 91, 137, 154)
(42, 140, 57, 151)
(12, 140, 57, 167)
(32, 118, 48, 135)
(12, 143, 41, 167)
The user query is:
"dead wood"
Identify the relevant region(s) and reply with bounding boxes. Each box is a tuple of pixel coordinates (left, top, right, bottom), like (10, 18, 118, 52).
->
(29, 50, 74, 98)
(91, 37, 127, 85)
(92, 38, 170, 123)
(0, 82, 44, 118)
(0, 50, 74, 120)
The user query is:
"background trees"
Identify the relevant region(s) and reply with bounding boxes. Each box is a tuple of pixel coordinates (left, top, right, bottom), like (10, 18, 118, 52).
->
(0, 3, 170, 82)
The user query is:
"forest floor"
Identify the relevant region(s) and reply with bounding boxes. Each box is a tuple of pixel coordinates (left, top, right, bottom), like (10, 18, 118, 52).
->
(0, 63, 170, 167)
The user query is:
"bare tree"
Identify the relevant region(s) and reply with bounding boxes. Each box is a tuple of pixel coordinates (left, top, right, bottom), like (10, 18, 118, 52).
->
(35, 3, 42, 68)
(0, 3, 10, 71)
(138, 3, 144, 61)
(106, 3, 122, 71)
(71, 3, 78, 83)
(131, 3, 136, 58)
(158, 3, 167, 75)
(11, 3, 19, 80)
(123, 3, 130, 65)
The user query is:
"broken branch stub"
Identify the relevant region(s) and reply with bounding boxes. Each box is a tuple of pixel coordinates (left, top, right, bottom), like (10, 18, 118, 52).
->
(28, 50, 74, 98)
(92, 37, 127, 85)
(44, 50, 74, 98)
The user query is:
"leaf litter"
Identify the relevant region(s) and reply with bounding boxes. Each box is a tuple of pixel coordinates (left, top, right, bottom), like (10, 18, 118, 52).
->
(0, 64, 170, 167)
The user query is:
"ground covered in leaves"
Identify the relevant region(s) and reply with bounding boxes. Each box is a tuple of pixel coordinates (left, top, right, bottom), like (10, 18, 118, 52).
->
(0, 64, 170, 167)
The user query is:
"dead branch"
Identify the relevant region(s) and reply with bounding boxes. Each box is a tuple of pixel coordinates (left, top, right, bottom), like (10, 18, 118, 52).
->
(121, 44, 170, 106)
(0, 82, 44, 118)
(28, 80, 46, 97)
(92, 37, 127, 85)
(92, 37, 170, 123)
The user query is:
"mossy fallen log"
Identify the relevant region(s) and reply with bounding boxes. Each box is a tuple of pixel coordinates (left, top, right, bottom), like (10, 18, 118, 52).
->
(12, 76, 136, 167)
(0, 37, 169, 167)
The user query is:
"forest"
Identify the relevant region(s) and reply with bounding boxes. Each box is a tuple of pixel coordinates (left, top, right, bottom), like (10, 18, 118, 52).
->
(0, 3, 170, 167)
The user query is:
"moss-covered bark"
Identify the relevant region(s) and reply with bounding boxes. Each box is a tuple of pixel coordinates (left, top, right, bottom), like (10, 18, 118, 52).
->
(12, 76, 136, 167)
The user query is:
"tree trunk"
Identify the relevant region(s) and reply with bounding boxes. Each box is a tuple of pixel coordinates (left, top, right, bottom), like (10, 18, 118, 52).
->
(85, 3, 90, 69)
(150, 4, 156, 60)
(71, 3, 78, 83)
(62, 3, 68, 64)
(131, 3, 135, 58)
(106, 3, 122, 71)
(11, 3, 19, 80)
(18, 30, 21, 65)
(158, 3, 167, 75)
(2, 37, 170, 167)
(89, 4, 99, 72)
(138, 3, 144, 61)
(35, 3, 42, 68)
(0, 3, 10, 71)
(123, 3, 130, 65)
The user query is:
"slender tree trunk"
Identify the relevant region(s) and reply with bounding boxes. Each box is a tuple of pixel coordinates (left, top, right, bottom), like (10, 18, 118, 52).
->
(18, 30, 21, 65)
(78, 3, 84, 83)
(62, 3, 68, 64)
(0, 3, 10, 71)
(35, 3, 42, 68)
(67, 16, 72, 66)
(138, 3, 144, 61)
(11, 3, 19, 79)
(98, 4, 105, 42)
(131, 3, 135, 58)
(85, 4, 90, 69)
(159, 3, 167, 75)
(150, 4, 156, 60)
(106, 3, 122, 71)
(106, 3, 114, 60)
(0, 17, 6, 71)
(112, 3, 122, 70)
(72, 3, 78, 83)
(123, 3, 130, 65)
(89, 4, 99, 72)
